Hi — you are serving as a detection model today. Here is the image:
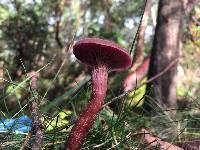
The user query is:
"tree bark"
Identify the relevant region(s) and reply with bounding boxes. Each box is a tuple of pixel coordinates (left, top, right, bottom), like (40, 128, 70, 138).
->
(132, 0, 152, 69)
(145, 0, 183, 108)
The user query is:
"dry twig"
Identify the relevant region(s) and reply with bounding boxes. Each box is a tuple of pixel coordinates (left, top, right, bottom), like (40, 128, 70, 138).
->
(27, 71, 44, 150)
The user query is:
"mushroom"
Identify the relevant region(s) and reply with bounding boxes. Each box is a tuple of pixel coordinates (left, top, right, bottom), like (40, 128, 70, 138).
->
(65, 38, 132, 150)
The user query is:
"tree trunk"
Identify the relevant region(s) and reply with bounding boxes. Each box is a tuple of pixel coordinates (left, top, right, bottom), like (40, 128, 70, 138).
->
(145, 0, 183, 108)
(132, 0, 152, 70)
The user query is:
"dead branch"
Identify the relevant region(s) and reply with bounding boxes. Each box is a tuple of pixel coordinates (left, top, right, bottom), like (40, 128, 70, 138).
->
(141, 128, 183, 150)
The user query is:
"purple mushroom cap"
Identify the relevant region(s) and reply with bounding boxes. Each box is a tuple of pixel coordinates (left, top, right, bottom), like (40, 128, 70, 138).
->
(73, 38, 132, 71)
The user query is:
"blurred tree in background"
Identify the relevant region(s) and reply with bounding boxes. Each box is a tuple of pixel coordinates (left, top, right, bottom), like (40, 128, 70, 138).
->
(145, 0, 199, 110)
(146, 0, 183, 108)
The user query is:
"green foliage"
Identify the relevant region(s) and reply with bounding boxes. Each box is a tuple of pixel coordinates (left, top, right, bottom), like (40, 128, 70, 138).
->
(177, 85, 187, 97)
(1, 1, 48, 65)
(46, 110, 71, 132)
(127, 78, 147, 107)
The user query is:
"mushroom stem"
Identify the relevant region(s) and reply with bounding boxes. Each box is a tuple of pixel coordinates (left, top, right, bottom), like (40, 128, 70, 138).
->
(65, 65, 108, 150)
